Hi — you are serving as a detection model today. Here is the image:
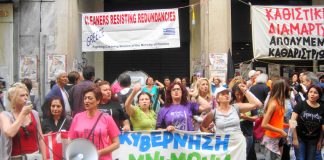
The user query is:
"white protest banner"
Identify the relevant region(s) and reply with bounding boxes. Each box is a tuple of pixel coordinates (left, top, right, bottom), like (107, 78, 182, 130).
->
(268, 63, 281, 78)
(47, 55, 66, 81)
(82, 9, 180, 52)
(112, 130, 246, 160)
(209, 53, 227, 70)
(209, 53, 227, 82)
(251, 6, 324, 60)
(20, 55, 37, 80)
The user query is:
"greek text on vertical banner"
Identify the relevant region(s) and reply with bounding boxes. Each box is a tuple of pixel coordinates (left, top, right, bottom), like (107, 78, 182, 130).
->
(251, 6, 324, 60)
(112, 130, 245, 160)
(82, 9, 180, 52)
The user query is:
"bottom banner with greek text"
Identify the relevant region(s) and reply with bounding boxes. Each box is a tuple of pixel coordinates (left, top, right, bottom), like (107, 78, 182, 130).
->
(112, 130, 246, 160)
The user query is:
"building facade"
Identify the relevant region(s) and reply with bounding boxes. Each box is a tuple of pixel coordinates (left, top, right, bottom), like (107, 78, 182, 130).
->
(0, 0, 322, 103)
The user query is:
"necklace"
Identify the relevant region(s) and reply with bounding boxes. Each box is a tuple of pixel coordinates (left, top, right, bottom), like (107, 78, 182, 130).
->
(13, 112, 31, 126)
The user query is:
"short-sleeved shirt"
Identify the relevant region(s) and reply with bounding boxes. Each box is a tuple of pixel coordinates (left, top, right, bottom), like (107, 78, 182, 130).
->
(130, 106, 156, 131)
(214, 104, 241, 134)
(69, 111, 120, 160)
(156, 102, 199, 131)
(294, 101, 324, 140)
(98, 101, 128, 131)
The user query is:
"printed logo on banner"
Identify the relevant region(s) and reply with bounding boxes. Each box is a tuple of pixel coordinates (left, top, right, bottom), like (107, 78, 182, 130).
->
(163, 28, 175, 35)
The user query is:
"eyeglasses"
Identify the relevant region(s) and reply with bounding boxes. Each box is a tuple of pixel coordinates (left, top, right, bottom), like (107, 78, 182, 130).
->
(171, 88, 181, 92)
(21, 126, 30, 138)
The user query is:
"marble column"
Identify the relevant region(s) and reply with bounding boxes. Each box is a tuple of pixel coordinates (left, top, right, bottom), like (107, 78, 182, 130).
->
(200, 0, 231, 79)
(312, 0, 323, 72)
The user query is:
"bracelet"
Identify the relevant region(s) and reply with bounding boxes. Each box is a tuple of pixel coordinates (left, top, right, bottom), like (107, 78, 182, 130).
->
(243, 89, 248, 94)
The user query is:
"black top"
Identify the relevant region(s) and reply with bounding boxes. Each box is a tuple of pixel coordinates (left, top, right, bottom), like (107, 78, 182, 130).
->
(159, 87, 167, 103)
(98, 101, 129, 130)
(294, 101, 324, 140)
(240, 109, 258, 136)
(41, 116, 72, 134)
(250, 83, 270, 103)
(117, 88, 134, 109)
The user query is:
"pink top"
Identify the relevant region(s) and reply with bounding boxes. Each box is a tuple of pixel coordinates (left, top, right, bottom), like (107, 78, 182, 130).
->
(69, 111, 120, 160)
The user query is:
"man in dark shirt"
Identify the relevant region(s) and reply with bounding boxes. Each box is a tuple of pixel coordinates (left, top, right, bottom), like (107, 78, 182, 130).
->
(116, 73, 133, 109)
(68, 66, 95, 116)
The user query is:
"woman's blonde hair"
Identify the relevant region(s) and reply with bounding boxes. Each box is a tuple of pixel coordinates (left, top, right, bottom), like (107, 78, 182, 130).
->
(7, 82, 29, 110)
(191, 78, 212, 102)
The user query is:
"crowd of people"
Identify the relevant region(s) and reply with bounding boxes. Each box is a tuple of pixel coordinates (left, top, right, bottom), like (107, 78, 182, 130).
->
(0, 66, 324, 160)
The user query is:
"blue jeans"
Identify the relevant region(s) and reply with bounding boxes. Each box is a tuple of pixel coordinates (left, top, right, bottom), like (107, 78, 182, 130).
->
(315, 150, 322, 160)
(245, 135, 253, 155)
(294, 138, 317, 160)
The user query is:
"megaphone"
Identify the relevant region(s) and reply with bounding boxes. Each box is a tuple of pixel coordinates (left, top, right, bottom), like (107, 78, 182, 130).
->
(65, 138, 98, 160)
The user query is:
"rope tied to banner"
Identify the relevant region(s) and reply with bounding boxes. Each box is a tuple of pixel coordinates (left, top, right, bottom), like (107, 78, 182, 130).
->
(237, 0, 252, 6)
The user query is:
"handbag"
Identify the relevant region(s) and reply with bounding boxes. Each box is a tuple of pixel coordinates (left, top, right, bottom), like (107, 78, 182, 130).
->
(253, 116, 265, 141)
(23, 153, 42, 160)
(10, 152, 42, 160)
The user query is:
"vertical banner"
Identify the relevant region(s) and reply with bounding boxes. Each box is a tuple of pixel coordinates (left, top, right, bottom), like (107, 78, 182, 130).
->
(251, 6, 324, 60)
(20, 55, 38, 80)
(209, 53, 228, 83)
(47, 55, 66, 81)
(268, 63, 281, 78)
(282, 65, 295, 79)
(192, 57, 205, 77)
(235, 68, 241, 77)
(239, 63, 252, 80)
(112, 131, 246, 160)
(82, 9, 180, 51)
(44, 131, 69, 160)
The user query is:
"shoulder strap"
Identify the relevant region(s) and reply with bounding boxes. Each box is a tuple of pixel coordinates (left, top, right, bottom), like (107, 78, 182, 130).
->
(232, 104, 240, 115)
(29, 111, 41, 152)
(31, 110, 40, 127)
(0, 99, 5, 111)
(212, 109, 216, 125)
(87, 112, 104, 139)
(2, 111, 14, 122)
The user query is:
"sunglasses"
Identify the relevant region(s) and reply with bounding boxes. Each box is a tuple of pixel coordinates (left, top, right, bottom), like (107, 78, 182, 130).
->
(9, 82, 26, 89)
(21, 126, 30, 138)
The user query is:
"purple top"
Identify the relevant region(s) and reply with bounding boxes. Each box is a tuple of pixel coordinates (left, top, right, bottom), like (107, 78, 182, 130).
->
(156, 102, 199, 131)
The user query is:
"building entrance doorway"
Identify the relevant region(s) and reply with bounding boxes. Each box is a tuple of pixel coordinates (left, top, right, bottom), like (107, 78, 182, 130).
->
(103, 0, 190, 82)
